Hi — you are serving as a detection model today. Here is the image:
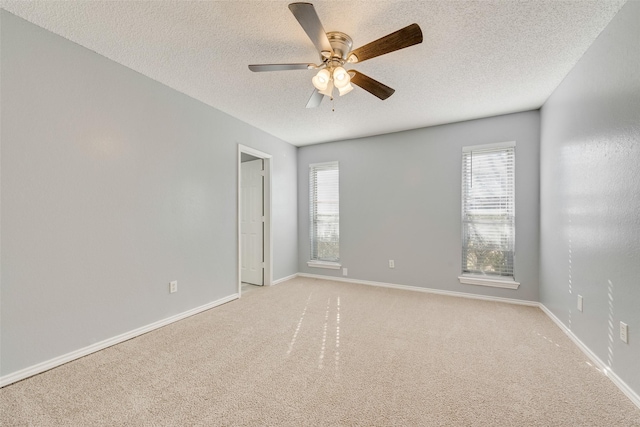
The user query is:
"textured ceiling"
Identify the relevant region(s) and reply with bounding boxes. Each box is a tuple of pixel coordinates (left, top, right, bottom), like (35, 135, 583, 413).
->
(1, 0, 627, 146)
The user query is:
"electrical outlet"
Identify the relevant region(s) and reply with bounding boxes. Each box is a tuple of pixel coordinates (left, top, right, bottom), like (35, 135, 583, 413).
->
(170, 280, 178, 294)
(620, 322, 628, 344)
(389, 260, 395, 269)
(577, 295, 583, 312)
(342, 267, 348, 276)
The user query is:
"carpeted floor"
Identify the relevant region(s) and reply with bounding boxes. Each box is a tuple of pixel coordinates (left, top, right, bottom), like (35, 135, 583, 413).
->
(1, 277, 639, 426)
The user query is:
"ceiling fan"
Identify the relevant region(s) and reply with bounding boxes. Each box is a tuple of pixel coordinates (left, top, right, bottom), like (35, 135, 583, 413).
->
(248, 2, 423, 108)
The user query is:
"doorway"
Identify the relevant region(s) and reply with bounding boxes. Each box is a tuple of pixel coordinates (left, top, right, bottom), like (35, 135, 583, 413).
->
(237, 144, 272, 296)
(241, 156, 263, 286)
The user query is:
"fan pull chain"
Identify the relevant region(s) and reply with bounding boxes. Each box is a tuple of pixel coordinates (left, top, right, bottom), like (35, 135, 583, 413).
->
(331, 96, 335, 112)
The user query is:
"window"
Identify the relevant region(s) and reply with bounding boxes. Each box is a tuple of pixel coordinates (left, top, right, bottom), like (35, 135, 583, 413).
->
(460, 142, 517, 287)
(309, 162, 339, 267)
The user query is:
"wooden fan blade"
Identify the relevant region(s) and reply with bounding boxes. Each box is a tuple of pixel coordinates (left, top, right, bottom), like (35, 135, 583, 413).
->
(288, 3, 333, 54)
(306, 89, 324, 108)
(350, 71, 395, 100)
(348, 23, 422, 63)
(248, 63, 312, 72)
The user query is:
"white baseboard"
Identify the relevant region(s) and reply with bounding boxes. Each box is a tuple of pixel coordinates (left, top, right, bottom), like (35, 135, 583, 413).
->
(4, 273, 638, 411)
(0, 293, 239, 388)
(539, 304, 640, 409)
(272, 273, 298, 286)
(297, 273, 539, 307)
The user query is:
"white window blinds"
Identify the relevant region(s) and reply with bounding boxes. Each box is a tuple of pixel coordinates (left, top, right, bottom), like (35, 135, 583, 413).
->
(310, 162, 339, 262)
(462, 143, 515, 278)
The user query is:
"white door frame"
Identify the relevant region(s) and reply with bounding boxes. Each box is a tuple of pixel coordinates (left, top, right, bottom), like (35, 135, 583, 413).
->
(238, 144, 272, 296)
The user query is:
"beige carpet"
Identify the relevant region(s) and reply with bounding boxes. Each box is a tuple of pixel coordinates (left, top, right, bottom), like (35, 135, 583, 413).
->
(1, 277, 639, 426)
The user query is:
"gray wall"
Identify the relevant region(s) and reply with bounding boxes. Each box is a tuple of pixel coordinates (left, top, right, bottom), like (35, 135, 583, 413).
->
(298, 111, 540, 302)
(539, 0, 639, 395)
(0, 11, 297, 376)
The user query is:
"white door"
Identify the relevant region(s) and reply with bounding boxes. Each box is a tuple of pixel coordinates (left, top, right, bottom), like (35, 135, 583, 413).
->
(241, 159, 264, 285)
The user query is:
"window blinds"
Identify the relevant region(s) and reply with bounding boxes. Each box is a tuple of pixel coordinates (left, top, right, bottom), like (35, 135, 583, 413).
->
(462, 144, 515, 277)
(310, 162, 339, 262)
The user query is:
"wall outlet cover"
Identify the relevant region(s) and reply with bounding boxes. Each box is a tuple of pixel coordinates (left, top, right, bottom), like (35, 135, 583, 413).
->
(170, 280, 178, 293)
(620, 322, 628, 344)
(343, 268, 348, 276)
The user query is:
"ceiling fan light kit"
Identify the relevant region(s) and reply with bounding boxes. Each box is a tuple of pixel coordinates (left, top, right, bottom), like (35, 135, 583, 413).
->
(249, 2, 423, 108)
(312, 68, 330, 90)
(319, 79, 334, 97)
(312, 66, 353, 97)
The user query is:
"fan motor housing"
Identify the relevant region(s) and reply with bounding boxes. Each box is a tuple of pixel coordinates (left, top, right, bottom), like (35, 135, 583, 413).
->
(326, 31, 353, 61)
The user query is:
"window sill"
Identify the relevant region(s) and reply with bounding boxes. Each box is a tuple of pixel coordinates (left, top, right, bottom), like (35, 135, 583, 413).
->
(458, 275, 520, 289)
(307, 261, 342, 270)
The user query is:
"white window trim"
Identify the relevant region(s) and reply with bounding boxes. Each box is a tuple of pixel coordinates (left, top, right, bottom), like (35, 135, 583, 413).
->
(462, 140, 516, 152)
(309, 161, 340, 168)
(307, 260, 342, 270)
(461, 140, 516, 280)
(458, 275, 520, 289)
(309, 161, 340, 263)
